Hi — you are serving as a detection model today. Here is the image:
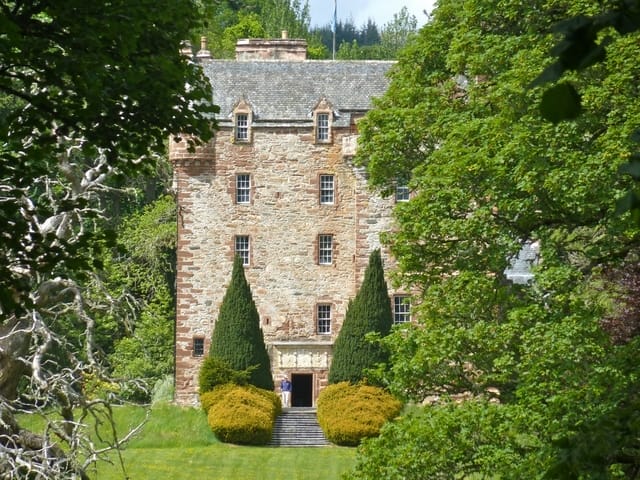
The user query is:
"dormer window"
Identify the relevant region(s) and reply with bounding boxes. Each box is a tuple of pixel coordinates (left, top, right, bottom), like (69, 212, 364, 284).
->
(313, 98, 333, 144)
(316, 113, 330, 141)
(232, 99, 253, 143)
(235, 114, 249, 141)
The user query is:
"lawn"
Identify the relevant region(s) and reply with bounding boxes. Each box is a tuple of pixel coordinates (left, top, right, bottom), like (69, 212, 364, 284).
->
(22, 403, 356, 480)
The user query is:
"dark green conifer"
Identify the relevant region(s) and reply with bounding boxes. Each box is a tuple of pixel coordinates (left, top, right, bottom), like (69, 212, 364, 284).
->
(328, 249, 393, 384)
(209, 256, 274, 390)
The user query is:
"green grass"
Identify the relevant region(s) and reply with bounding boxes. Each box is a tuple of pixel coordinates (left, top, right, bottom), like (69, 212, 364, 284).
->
(18, 403, 355, 480)
(95, 444, 355, 480)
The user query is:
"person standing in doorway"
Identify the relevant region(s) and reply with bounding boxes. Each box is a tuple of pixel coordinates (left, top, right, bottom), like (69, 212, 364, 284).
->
(280, 376, 292, 408)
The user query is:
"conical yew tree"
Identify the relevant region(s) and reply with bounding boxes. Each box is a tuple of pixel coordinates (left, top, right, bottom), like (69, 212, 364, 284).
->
(328, 249, 393, 384)
(209, 256, 274, 390)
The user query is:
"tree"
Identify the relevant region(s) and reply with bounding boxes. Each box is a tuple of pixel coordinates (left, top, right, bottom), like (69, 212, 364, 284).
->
(349, 0, 640, 477)
(209, 256, 274, 391)
(105, 195, 178, 402)
(328, 249, 393, 385)
(0, 1, 216, 477)
(379, 7, 418, 58)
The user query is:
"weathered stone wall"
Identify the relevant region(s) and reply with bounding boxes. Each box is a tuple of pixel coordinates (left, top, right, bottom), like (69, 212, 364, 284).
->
(172, 126, 396, 405)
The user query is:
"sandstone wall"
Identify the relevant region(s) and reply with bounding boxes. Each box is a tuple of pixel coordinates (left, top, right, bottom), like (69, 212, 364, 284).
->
(172, 127, 396, 405)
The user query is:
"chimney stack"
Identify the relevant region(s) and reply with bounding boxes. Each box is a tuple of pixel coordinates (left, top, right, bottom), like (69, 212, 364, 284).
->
(235, 35, 307, 61)
(196, 36, 212, 60)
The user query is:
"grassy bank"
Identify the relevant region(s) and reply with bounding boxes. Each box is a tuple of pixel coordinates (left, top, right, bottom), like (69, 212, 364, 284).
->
(23, 404, 356, 479)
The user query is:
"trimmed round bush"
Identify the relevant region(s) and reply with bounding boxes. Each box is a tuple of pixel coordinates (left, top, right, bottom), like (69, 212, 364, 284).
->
(317, 382, 402, 446)
(203, 384, 281, 445)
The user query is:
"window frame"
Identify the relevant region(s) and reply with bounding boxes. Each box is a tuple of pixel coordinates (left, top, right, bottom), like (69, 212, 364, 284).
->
(319, 174, 335, 205)
(317, 304, 332, 334)
(234, 113, 249, 142)
(236, 173, 251, 204)
(193, 337, 205, 357)
(395, 184, 410, 202)
(393, 295, 411, 324)
(234, 235, 251, 266)
(318, 234, 333, 265)
(316, 112, 330, 142)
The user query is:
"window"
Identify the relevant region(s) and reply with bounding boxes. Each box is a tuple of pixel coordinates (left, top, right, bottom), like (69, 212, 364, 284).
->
(193, 337, 204, 357)
(317, 304, 331, 334)
(316, 113, 330, 142)
(320, 174, 334, 204)
(236, 174, 250, 204)
(318, 234, 333, 265)
(395, 185, 410, 202)
(235, 113, 249, 142)
(393, 296, 411, 324)
(235, 235, 250, 265)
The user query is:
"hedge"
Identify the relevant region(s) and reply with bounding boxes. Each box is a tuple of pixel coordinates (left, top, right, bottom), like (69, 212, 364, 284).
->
(317, 382, 402, 446)
(200, 383, 281, 445)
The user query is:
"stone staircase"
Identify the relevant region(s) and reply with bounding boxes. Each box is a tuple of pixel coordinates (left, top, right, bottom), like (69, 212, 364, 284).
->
(268, 408, 331, 447)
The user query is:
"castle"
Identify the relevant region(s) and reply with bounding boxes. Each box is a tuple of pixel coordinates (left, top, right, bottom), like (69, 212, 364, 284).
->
(170, 34, 408, 406)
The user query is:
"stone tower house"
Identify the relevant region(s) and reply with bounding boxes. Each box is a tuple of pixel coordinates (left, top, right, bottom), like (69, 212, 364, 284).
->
(171, 35, 403, 406)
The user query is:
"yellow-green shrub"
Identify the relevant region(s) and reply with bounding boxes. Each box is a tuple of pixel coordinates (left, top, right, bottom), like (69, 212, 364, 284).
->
(317, 382, 402, 446)
(203, 384, 280, 445)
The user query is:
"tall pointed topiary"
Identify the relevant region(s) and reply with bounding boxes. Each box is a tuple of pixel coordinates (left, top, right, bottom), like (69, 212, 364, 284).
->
(329, 249, 393, 384)
(209, 256, 274, 390)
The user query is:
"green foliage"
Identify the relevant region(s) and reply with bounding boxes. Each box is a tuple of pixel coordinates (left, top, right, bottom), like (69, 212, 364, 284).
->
(151, 375, 175, 405)
(199, 0, 312, 58)
(210, 257, 274, 390)
(351, 0, 640, 477)
(220, 12, 267, 57)
(205, 384, 280, 445)
(198, 356, 253, 394)
(346, 401, 538, 480)
(329, 249, 393, 385)
(103, 195, 177, 402)
(317, 382, 402, 446)
(0, 0, 216, 319)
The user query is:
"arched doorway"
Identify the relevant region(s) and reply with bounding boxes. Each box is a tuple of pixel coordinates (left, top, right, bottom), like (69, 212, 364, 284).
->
(291, 373, 313, 407)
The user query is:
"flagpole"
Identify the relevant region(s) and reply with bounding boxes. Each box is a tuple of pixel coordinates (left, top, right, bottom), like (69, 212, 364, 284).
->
(332, 0, 336, 60)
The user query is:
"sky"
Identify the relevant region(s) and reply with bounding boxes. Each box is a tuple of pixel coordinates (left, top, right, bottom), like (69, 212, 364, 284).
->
(307, 0, 435, 29)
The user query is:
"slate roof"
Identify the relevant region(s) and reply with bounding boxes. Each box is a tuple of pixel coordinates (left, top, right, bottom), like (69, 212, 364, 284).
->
(201, 60, 394, 127)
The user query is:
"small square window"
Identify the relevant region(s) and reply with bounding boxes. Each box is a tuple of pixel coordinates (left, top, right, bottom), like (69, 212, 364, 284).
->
(320, 174, 334, 204)
(317, 304, 331, 334)
(236, 174, 250, 204)
(235, 235, 250, 265)
(318, 234, 333, 265)
(235, 114, 249, 141)
(316, 113, 330, 142)
(393, 296, 411, 324)
(395, 185, 410, 202)
(193, 337, 204, 357)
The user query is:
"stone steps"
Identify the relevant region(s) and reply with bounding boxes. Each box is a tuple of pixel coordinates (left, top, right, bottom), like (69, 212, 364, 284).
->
(268, 408, 331, 447)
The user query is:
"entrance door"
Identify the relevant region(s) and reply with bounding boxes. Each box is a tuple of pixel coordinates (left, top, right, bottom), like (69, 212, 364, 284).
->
(291, 374, 313, 407)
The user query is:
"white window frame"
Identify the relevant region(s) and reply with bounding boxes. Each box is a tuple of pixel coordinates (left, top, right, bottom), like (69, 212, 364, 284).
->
(393, 295, 411, 324)
(236, 174, 251, 204)
(235, 113, 249, 142)
(235, 235, 250, 266)
(319, 174, 334, 205)
(316, 112, 330, 142)
(317, 304, 332, 334)
(318, 234, 333, 265)
(395, 185, 410, 202)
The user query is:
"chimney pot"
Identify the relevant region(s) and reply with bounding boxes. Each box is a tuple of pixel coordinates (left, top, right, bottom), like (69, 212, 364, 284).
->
(281, 30, 288, 39)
